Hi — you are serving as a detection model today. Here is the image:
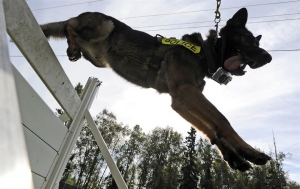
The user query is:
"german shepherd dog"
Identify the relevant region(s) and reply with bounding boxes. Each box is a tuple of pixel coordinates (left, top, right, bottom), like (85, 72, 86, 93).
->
(41, 8, 272, 171)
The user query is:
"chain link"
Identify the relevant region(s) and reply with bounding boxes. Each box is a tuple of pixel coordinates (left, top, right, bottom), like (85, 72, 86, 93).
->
(214, 0, 221, 45)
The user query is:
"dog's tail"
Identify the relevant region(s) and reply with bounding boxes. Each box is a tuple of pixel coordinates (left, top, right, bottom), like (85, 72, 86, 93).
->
(40, 21, 68, 39)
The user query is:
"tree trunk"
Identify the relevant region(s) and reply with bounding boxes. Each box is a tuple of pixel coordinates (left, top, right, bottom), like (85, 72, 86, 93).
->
(83, 148, 100, 188)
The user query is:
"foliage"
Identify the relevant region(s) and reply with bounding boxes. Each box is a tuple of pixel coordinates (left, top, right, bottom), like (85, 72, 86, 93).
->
(58, 107, 299, 189)
(179, 127, 199, 189)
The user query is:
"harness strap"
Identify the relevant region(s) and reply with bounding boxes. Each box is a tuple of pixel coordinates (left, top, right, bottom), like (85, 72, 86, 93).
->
(147, 37, 177, 88)
(201, 40, 218, 75)
(147, 35, 202, 88)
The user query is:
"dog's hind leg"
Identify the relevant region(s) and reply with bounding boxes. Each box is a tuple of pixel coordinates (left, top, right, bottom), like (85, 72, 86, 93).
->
(170, 84, 270, 170)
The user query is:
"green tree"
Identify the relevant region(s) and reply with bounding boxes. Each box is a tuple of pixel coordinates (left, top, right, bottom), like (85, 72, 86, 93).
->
(265, 152, 288, 189)
(212, 150, 234, 189)
(162, 129, 184, 189)
(57, 105, 300, 188)
(197, 138, 215, 189)
(60, 108, 128, 188)
(286, 180, 300, 189)
(249, 161, 269, 189)
(137, 127, 183, 189)
(86, 109, 128, 188)
(115, 125, 146, 188)
(105, 165, 125, 189)
(179, 127, 199, 189)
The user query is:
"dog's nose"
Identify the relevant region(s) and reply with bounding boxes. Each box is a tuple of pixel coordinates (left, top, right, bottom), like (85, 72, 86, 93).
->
(263, 51, 272, 63)
(266, 53, 272, 63)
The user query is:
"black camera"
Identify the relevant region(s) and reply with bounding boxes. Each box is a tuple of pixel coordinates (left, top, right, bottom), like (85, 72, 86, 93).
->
(212, 67, 232, 85)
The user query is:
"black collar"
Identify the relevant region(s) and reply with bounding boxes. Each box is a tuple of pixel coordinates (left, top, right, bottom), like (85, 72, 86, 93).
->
(201, 38, 223, 77)
(201, 38, 233, 85)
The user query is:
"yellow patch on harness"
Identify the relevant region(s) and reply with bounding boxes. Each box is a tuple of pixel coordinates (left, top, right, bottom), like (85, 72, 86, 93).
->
(162, 37, 201, 54)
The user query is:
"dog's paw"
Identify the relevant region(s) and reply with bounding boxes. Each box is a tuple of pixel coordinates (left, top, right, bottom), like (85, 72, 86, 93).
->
(67, 47, 81, 61)
(224, 152, 252, 171)
(237, 147, 271, 165)
(217, 133, 271, 167)
(215, 138, 252, 171)
(227, 158, 252, 172)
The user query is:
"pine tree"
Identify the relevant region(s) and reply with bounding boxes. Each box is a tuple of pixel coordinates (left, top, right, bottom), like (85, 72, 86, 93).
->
(197, 138, 215, 189)
(179, 127, 199, 189)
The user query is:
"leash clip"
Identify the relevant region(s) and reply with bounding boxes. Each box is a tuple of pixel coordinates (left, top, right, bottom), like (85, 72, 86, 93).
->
(214, 0, 222, 45)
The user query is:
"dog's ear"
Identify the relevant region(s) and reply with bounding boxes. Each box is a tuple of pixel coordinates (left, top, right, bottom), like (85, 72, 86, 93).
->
(227, 8, 248, 27)
(182, 33, 203, 46)
(256, 35, 262, 42)
(206, 30, 217, 41)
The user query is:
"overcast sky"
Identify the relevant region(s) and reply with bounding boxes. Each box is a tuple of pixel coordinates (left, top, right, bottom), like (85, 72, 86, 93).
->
(8, 0, 300, 183)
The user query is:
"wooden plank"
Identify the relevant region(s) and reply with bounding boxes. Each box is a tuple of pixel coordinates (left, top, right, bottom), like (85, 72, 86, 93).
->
(23, 127, 57, 178)
(0, 0, 34, 188)
(14, 65, 68, 151)
(85, 110, 128, 189)
(32, 173, 45, 189)
(44, 78, 101, 189)
(3, 0, 81, 119)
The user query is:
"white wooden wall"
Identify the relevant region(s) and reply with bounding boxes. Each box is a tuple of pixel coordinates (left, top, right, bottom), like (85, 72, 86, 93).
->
(14, 66, 68, 188)
(0, 0, 33, 188)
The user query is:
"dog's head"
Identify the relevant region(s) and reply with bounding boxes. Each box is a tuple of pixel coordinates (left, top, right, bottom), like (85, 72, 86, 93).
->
(219, 8, 272, 76)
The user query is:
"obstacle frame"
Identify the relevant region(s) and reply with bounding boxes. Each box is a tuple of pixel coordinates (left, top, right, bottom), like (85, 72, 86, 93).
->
(0, 0, 128, 188)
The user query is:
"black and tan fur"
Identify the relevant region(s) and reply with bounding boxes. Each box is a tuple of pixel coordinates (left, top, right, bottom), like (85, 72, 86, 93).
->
(41, 8, 272, 171)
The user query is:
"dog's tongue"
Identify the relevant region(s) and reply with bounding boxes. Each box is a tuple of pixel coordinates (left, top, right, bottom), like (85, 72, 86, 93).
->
(224, 54, 244, 71)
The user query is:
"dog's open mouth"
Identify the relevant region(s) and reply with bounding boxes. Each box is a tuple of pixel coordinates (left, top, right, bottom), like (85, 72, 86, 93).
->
(224, 50, 257, 75)
(224, 53, 243, 71)
(224, 47, 273, 74)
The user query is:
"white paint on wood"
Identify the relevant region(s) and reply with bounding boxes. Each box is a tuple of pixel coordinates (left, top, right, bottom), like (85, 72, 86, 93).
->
(0, 0, 34, 188)
(14, 65, 68, 151)
(23, 127, 57, 178)
(59, 113, 70, 123)
(32, 173, 45, 189)
(45, 78, 101, 189)
(3, 0, 81, 119)
(85, 110, 128, 189)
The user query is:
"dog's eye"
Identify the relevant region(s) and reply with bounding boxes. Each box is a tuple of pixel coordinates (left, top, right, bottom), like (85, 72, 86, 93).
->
(242, 35, 254, 44)
(243, 36, 251, 41)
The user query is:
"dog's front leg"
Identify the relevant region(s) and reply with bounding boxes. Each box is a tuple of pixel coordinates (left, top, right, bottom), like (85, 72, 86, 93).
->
(172, 98, 251, 171)
(171, 84, 270, 170)
(65, 20, 81, 61)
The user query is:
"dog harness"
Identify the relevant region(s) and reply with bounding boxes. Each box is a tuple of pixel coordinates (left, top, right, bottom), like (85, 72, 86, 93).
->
(147, 35, 201, 88)
(161, 37, 201, 54)
(147, 35, 234, 86)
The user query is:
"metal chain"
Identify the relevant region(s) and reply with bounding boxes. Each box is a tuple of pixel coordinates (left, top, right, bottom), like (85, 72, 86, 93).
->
(214, 0, 221, 45)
